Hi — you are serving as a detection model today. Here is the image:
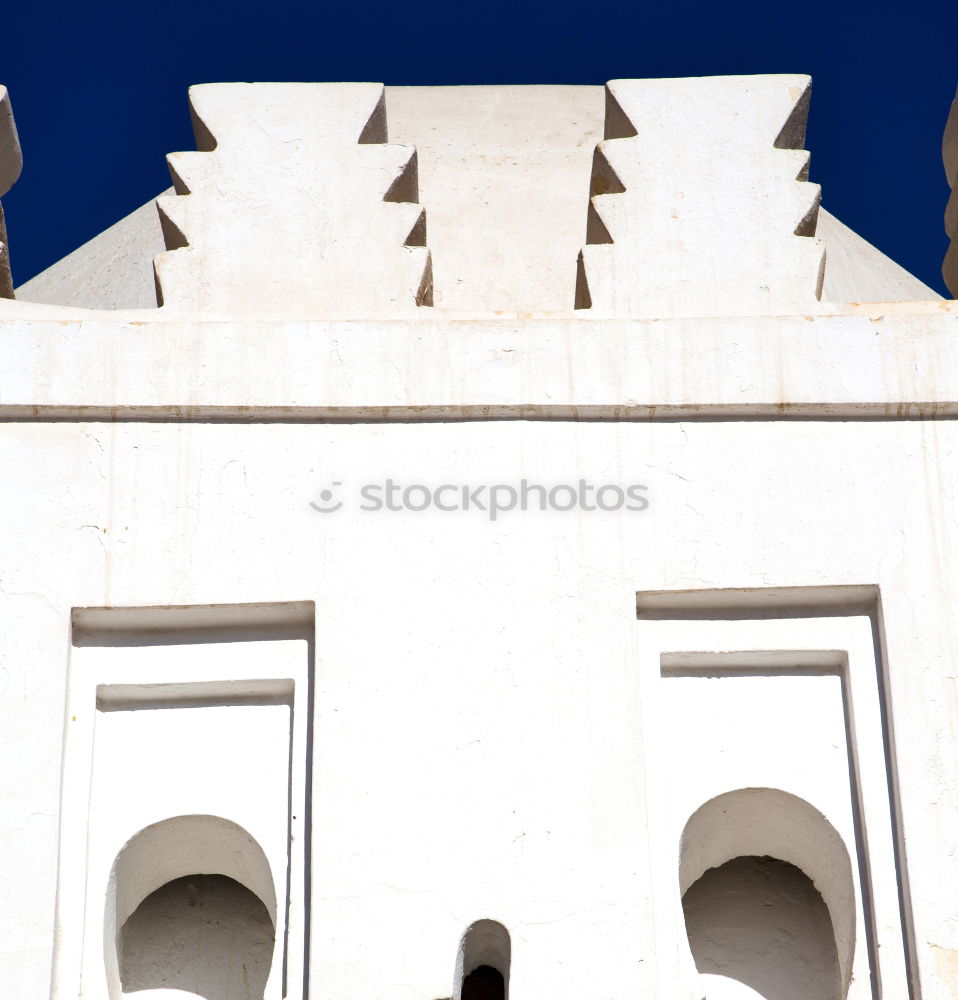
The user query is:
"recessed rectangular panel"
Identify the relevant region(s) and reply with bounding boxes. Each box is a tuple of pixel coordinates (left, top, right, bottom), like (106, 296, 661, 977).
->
(660, 665, 854, 830)
(53, 606, 312, 1000)
(636, 604, 909, 1000)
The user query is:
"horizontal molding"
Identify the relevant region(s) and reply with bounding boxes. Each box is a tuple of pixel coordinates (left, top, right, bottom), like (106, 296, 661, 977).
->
(3, 313, 958, 422)
(72, 601, 315, 646)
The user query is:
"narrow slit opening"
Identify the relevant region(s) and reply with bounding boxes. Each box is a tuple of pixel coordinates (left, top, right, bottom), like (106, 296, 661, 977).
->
(453, 919, 511, 1000)
(462, 965, 505, 1000)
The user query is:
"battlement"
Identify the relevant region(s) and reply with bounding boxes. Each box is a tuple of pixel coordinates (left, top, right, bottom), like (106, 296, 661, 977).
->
(944, 85, 958, 295)
(3, 78, 944, 317)
(0, 85, 23, 299)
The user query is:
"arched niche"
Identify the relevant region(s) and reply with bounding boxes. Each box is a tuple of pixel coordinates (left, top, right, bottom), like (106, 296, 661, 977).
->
(104, 815, 277, 999)
(679, 788, 856, 999)
(454, 920, 511, 1000)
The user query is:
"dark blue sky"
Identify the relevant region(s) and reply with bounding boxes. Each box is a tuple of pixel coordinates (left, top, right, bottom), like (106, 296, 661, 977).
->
(2, 0, 956, 294)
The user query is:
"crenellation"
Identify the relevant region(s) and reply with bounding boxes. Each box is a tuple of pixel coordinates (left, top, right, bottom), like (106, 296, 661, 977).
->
(5, 79, 948, 315)
(152, 83, 433, 318)
(944, 85, 958, 295)
(0, 85, 22, 300)
(577, 75, 826, 317)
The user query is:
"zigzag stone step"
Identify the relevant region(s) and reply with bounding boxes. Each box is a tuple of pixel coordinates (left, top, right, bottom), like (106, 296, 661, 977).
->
(577, 75, 825, 318)
(154, 83, 432, 318)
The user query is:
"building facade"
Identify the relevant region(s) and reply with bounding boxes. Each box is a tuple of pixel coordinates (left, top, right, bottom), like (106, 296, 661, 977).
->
(1, 76, 957, 1000)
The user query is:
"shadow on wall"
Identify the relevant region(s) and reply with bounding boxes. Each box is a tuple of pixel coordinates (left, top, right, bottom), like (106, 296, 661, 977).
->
(121, 873, 274, 1000)
(683, 856, 841, 1000)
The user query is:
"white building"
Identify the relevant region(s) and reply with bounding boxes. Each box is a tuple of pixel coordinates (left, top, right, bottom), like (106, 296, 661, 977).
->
(1, 75, 957, 1000)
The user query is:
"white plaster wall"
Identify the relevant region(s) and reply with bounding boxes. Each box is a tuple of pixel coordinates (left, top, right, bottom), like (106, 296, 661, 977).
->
(15, 193, 170, 310)
(816, 207, 942, 302)
(385, 85, 604, 312)
(1, 419, 958, 999)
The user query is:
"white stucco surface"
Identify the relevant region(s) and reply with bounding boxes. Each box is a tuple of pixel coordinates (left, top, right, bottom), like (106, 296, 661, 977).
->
(385, 85, 604, 312)
(154, 84, 432, 317)
(0, 419, 954, 1000)
(816, 207, 942, 302)
(579, 76, 825, 317)
(15, 192, 170, 310)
